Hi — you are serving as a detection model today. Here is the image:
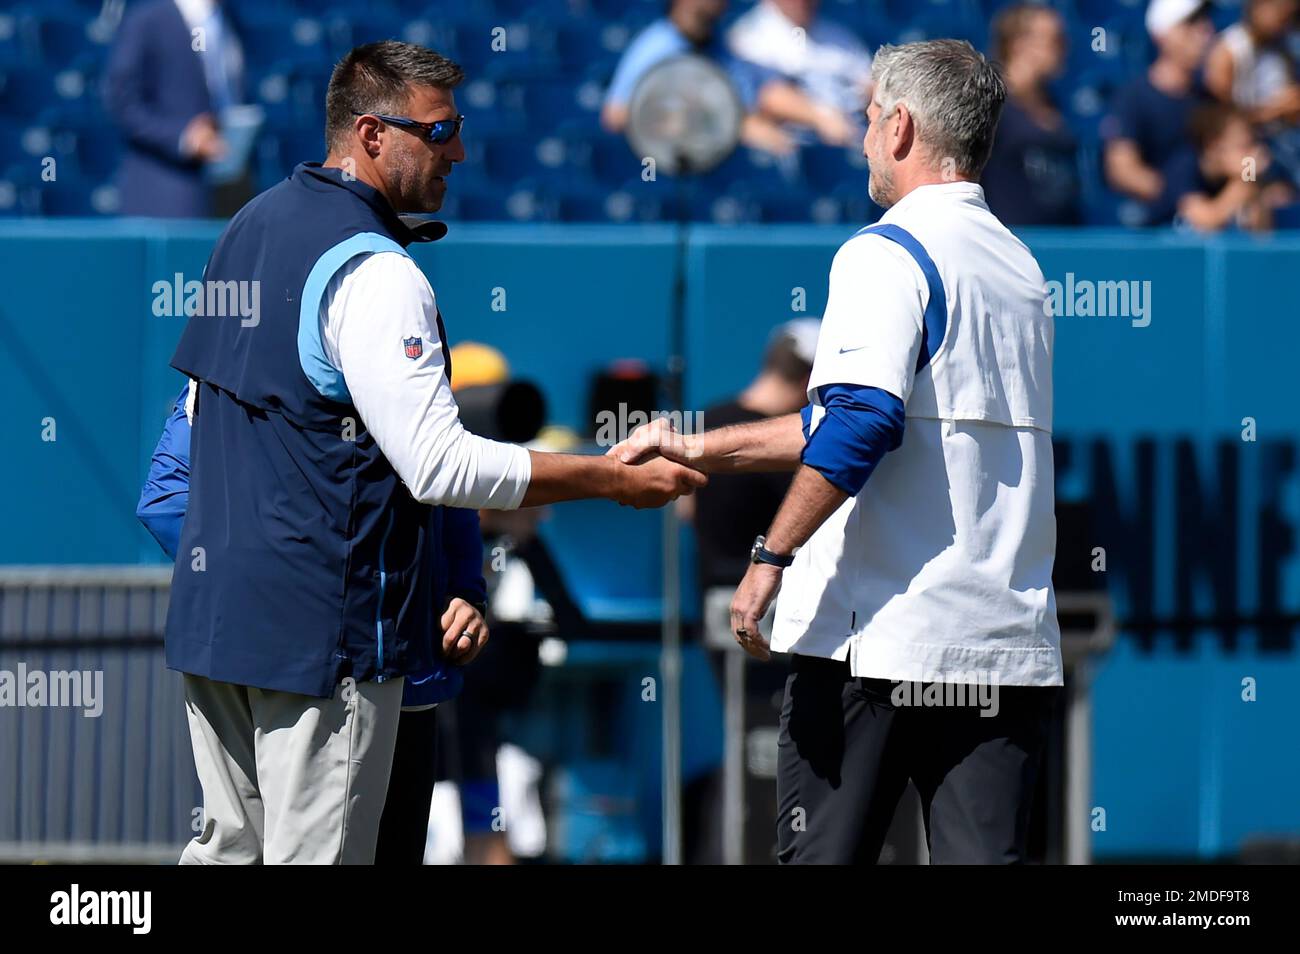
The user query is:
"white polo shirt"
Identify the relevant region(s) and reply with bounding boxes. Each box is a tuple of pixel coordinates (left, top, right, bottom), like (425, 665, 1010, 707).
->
(770, 181, 1063, 687)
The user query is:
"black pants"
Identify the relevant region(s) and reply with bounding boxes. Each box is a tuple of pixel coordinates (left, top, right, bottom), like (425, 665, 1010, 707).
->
(375, 706, 439, 865)
(776, 654, 1057, 865)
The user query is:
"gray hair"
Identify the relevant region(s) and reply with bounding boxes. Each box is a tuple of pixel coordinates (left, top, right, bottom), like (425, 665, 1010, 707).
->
(870, 40, 1006, 178)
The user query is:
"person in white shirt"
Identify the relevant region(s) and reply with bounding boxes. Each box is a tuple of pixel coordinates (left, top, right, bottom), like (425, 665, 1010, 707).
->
(1205, 0, 1300, 124)
(726, 0, 873, 133)
(615, 39, 1063, 864)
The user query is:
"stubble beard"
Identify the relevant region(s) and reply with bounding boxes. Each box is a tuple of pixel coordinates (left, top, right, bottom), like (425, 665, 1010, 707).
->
(867, 153, 895, 209)
(389, 139, 443, 214)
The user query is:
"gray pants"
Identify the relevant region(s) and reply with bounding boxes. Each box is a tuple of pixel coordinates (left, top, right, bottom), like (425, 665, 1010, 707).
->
(180, 672, 405, 864)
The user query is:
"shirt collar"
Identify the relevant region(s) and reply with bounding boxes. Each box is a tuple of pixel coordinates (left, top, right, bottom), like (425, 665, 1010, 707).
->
(885, 180, 987, 217)
(294, 162, 448, 245)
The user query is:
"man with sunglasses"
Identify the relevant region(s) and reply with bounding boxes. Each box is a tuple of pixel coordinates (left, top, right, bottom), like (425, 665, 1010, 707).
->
(163, 40, 705, 864)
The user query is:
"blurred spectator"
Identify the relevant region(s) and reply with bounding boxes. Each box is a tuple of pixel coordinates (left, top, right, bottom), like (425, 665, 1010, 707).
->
(1205, 0, 1300, 186)
(726, 0, 873, 136)
(601, 0, 855, 157)
(1165, 103, 1295, 231)
(983, 3, 1081, 226)
(104, 0, 248, 217)
(1102, 0, 1215, 224)
(1205, 0, 1300, 123)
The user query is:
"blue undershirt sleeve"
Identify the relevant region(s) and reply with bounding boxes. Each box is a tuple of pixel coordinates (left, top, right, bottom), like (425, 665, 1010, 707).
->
(799, 384, 906, 497)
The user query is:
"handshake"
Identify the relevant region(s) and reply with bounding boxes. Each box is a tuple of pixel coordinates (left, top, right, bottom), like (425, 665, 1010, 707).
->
(604, 418, 706, 509)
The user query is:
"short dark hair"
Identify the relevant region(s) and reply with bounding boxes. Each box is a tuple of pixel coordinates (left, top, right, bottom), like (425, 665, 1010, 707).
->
(1189, 103, 1247, 151)
(763, 334, 813, 384)
(325, 41, 464, 153)
(990, 3, 1058, 66)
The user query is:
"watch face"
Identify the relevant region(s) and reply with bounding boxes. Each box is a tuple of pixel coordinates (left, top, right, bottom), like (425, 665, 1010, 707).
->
(750, 536, 764, 564)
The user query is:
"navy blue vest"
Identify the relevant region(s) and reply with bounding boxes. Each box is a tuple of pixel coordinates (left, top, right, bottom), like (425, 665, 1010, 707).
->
(166, 163, 457, 698)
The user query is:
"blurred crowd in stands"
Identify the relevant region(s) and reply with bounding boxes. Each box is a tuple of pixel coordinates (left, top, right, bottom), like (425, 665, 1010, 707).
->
(2, 0, 1299, 230)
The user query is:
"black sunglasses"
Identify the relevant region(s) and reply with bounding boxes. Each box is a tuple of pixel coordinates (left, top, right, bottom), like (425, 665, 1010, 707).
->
(353, 112, 465, 145)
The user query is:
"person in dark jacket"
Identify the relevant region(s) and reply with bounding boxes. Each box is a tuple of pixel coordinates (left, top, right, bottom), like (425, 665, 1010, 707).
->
(153, 41, 702, 865)
(104, 0, 246, 217)
(983, 4, 1081, 226)
(138, 382, 486, 864)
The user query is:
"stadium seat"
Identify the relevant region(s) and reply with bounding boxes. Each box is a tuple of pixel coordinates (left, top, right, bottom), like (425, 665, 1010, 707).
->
(893, 8, 986, 48)
(749, 189, 827, 223)
(458, 75, 531, 136)
(29, 11, 100, 66)
(599, 176, 691, 223)
(800, 144, 869, 194)
(454, 181, 557, 222)
(523, 79, 591, 124)
(555, 20, 618, 67)
(1074, 0, 1147, 27)
(582, 133, 641, 188)
(382, 0, 497, 19)
(0, 161, 45, 215)
(244, 14, 330, 71)
(0, 65, 56, 115)
(41, 174, 119, 216)
(555, 186, 618, 222)
(1271, 202, 1300, 230)
(1064, 67, 1124, 144)
(321, 7, 410, 61)
(0, 0, 1217, 228)
(590, 0, 663, 25)
(475, 131, 548, 185)
(0, 12, 24, 67)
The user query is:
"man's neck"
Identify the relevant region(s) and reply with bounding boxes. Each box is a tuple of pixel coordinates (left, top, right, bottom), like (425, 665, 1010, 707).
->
(1004, 62, 1046, 102)
(323, 154, 395, 208)
(669, 10, 709, 45)
(890, 169, 976, 206)
(1149, 57, 1192, 95)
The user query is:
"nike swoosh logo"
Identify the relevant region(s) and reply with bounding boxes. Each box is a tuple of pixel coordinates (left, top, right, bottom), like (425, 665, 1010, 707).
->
(838, 345, 867, 354)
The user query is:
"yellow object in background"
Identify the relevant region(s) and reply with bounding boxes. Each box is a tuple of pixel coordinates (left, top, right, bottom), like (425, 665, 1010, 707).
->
(450, 342, 510, 392)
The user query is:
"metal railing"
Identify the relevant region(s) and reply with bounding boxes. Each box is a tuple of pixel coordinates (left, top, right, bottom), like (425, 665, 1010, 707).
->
(0, 566, 196, 864)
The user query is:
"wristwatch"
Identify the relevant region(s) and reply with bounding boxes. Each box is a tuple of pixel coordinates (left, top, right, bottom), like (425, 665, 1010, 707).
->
(750, 534, 794, 568)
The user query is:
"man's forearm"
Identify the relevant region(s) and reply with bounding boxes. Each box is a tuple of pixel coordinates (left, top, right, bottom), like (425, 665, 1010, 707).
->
(520, 451, 627, 507)
(682, 412, 804, 473)
(763, 465, 850, 555)
(1104, 142, 1162, 201)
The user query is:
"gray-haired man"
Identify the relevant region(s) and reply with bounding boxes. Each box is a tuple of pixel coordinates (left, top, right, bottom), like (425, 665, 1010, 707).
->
(617, 40, 1063, 864)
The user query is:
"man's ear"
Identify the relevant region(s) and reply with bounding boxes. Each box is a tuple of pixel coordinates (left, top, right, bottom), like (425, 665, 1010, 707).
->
(891, 103, 914, 160)
(355, 115, 383, 159)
